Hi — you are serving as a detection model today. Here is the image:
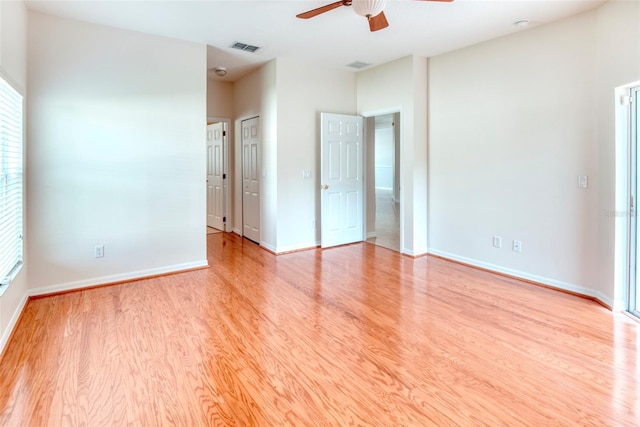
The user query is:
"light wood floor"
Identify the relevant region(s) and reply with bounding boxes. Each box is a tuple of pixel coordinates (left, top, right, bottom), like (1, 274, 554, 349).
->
(1, 233, 638, 426)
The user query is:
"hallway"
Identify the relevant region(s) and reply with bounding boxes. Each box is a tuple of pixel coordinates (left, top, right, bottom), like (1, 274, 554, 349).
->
(367, 188, 400, 252)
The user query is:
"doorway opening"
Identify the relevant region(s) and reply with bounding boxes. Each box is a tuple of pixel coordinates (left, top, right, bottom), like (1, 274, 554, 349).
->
(365, 112, 401, 252)
(206, 117, 230, 236)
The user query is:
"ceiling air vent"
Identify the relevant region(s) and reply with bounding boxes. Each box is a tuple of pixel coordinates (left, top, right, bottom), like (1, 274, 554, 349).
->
(231, 42, 261, 53)
(346, 61, 371, 70)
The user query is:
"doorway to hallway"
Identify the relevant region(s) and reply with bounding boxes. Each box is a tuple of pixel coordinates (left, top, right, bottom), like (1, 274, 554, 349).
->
(366, 113, 400, 252)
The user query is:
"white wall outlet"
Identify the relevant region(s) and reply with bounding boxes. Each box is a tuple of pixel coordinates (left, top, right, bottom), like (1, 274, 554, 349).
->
(94, 245, 104, 258)
(513, 240, 522, 253)
(303, 170, 311, 179)
(492, 236, 502, 248)
(578, 175, 588, 189)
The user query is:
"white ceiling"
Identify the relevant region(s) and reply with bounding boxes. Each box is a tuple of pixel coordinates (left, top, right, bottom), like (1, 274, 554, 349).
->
(26, 0, 607, 81)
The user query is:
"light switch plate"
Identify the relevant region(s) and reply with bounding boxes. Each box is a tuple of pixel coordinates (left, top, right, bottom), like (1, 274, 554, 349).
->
(578, 175, 588, 189)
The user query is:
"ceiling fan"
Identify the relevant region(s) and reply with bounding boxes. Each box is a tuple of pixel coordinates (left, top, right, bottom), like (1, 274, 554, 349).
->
(296, 0, 454, 32)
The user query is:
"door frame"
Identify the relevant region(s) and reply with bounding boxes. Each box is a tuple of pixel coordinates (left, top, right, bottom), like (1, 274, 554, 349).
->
(626, 85, 639, 317)
(614, 80, 640, 312)
(234, 114, 261, 240)
(207, 116, 231, 232)
(361, 107, 403, 254)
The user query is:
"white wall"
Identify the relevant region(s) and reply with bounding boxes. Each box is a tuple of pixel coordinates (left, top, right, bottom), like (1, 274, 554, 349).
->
(232, 58, 356, 252)
(0, 0, 28, 355)
(393, 112, 401, 202)
(207, 77, 233, 118)
(595, 0, 640, 307)
(27, 12, 208, 294)
(275, 58, 357, 252)
(374, 126, 394, 190)
(357, 55, 429, 256)
(428, 1, 640, 306)
(233, 60, 277, 247)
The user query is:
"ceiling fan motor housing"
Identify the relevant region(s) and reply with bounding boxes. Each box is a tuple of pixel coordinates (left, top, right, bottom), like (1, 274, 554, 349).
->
(352, 0, 387, 18)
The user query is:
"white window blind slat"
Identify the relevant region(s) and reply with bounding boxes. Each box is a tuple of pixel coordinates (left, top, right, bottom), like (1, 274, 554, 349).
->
(0, 75, 23, 286)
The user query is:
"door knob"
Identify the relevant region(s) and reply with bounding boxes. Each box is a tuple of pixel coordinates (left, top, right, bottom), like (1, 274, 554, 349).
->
(322, 184, 329, 190)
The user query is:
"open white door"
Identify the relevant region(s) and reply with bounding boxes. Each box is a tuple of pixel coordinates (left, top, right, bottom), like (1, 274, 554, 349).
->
(321, 113, 364, 248)
(242, 117, 260, 243)
(206, 123, 224, 230)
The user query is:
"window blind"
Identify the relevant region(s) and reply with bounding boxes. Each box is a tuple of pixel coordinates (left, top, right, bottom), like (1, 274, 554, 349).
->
(0, 75, 23, 286)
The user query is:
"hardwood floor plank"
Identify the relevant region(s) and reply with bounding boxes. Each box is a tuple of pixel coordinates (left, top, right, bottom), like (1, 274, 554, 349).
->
(0, 232, 638, 426)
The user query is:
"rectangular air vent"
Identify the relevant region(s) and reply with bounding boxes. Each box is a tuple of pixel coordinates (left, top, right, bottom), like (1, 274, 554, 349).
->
(231, 42, 261, 53)
(346, 61, 372, 70)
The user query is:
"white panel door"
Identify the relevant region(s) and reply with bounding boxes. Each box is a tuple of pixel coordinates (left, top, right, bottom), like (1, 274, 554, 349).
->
(321, 113, 364, 248)
(242, 117, 260, 243)
(206, 123, 224, 230)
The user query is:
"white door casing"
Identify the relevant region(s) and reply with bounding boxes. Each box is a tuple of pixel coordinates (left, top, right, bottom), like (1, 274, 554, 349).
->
(628, 85, 639, 316)
(222, 121, 229, 231)
(206, 123, 224, 230)
(242, 117, 260, 243)
(321, 113, 364, 248)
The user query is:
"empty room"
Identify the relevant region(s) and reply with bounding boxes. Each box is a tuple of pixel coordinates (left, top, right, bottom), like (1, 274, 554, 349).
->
(0, 0, 639, 425)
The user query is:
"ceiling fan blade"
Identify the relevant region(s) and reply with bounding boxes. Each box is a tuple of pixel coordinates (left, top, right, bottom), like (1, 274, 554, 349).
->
(369, 11, 389, 32)
(296, 1, 346, 19)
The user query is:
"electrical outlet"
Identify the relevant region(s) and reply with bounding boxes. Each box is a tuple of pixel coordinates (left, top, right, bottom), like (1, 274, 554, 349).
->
(512, 240, 522, 253)
(492, 236, 502, 248)
(94, 245, 104, 258)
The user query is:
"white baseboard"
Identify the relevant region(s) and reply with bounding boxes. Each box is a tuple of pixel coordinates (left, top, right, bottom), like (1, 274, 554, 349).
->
(261, 242, 277, 253)
(233, 228, 242, 236)
(611, 298, 626, 312)
(402, 248, 428, 258)
(428, 249, 614, 308)
(366, 231, 377, 239)
(29, 260, 209, 297)
(0, 291, 28, 357)
(274, 241, 320, 254)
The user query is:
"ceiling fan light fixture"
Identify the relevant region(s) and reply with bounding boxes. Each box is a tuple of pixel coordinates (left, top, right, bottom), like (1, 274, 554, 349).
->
(352, 0, 387, 19)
